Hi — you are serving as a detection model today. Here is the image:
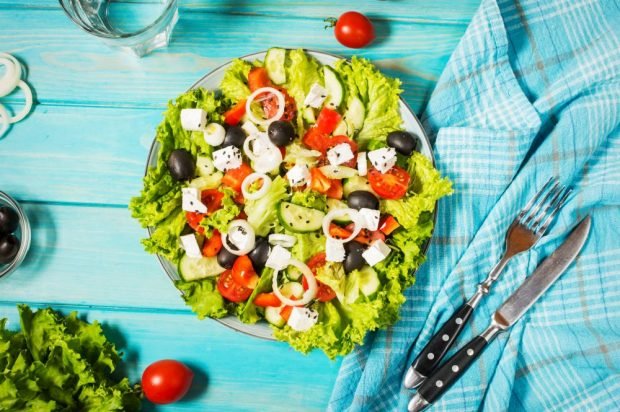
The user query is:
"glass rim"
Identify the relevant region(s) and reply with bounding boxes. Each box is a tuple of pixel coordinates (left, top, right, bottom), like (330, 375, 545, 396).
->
(58, 0, 177, 40)
(0, 191, 31, 280)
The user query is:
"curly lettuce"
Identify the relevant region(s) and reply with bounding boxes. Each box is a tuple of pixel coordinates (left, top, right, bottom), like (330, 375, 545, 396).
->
(290, 190, 327, 211)
(176, 278, 229, 319)
(285, 49, 323, 133)
(220, 59, 253, 103)
(245, 176, 289, 236)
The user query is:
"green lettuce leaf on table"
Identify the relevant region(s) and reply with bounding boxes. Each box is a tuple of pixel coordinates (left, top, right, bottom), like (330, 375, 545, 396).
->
(0, 305, 140, 411)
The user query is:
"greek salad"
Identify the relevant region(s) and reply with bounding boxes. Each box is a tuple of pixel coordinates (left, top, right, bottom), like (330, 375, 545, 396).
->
(130, 49, 451, 358)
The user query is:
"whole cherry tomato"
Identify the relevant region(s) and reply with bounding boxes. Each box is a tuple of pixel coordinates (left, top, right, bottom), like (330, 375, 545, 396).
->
(329, 11, 375, 49)
(142, 360, 194, 404)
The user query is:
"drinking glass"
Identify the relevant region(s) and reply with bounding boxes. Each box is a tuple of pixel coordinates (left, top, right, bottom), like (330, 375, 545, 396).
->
(59, 0, 178, 57)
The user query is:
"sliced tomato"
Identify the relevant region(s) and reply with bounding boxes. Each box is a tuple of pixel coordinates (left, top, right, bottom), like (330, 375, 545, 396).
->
(185, 212, 205, 234)
(263, 87, 297, 122)
(379, 215, 400, 235)
(304, 252, 336, 302)
(302, 127, 328, 151)
(328, 223, 352, 240)
(217, 270, 253, 302)
(224, 100, 247, 126)
(325, 179, 343, 199)
(231, 255, 259, 289)
(325, 135, 358, 153)
(236, 210, 248, 220)
(316, 108, 342, 134)
(201, 189, 224, 215)
(248, 67, 272, 91)
(309, 168, 332, 194)
(343, 223, 386, 245)
(253, 292, 282, 307)
(368, 166, 410, 200)
(233, 191, 245, 205)
(222, 162, 253, 193)
(280, 305, 293, 322)
(202, 230, 222, 257)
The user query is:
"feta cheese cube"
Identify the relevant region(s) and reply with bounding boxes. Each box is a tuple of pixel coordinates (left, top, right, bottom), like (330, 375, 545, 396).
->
(213, 146, 242, 171)
(325, 238, 346, 262)
(180, 234, 203, 258)
(327, 143, 355, 166)
(287, 307, 319, 331)
(362, 239, 391, 266)
(359, 208, 380, 231)
(357, 152, 368, 176)
(241, 120, 260, 137)
(180, 108, 208, 131)
(303, 83, 328, 108)
(181, 187, 208, 214)
(265, 245, 291, 271)
(229, 226, 251, 251)
(368, 148, 397, 173)
(287, 164, 311, 187)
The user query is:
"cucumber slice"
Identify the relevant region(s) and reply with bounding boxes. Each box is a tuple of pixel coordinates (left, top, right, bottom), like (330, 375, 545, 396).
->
(277, 202, 325, 233)
(196, 155, 214, 177)
(303, 107, 316, 124)
(265, 48, 287, 85)
(280, 282, 304, 299)
(358, 266, 380, 296)
(178, 255, 226, 281)
(189, 173, 223, 190)
(332, 119, 350, 136)
(318, 165, 358, 179)
(343, 175, 376, 197)
(344, 96, 365, 130)
(326, 199, 352, 224)
(323, 66, 344, 109)
(265, 306, 286, 327)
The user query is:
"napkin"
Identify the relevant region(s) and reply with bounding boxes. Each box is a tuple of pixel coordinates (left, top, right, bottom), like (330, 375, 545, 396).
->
(328, 0, 620, 410)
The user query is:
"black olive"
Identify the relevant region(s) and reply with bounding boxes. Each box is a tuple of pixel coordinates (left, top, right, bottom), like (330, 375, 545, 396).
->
(343, 241, 366, 273)
(168, 149, 195, 181)
(0, 206, 19, 235)
(0, 234, 20, 264)
(387, 130, 419, 156)
(347, 190, 379, 210)
(222, 126, 246, 148)
(217, 247, 237, 269)
(248, 237, 270, 272)
(267, 121, 295, 147)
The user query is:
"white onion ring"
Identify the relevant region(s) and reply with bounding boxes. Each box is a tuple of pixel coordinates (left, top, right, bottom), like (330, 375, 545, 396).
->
(322, 208, 363, 243)
(241, 173, 272, 200)
(268, 234, 296, 248)
(272, 259, 318, 306)
(8, 81, 33, 124)
(222, 219, 256, 256)
(243, 133, 282, 173)
(0, 104, 9, 139)
(0, 54, 21, 97)
(245, 87, 285, 125)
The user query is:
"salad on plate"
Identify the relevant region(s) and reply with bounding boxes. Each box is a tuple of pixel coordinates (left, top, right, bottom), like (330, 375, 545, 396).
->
(130, 48, 451, 358)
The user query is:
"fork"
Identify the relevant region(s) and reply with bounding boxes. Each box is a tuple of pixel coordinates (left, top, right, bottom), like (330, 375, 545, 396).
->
(403, 177, 571, 389)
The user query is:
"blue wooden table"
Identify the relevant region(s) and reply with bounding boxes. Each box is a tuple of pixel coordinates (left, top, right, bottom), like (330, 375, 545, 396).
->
(0, 1, 478, 410)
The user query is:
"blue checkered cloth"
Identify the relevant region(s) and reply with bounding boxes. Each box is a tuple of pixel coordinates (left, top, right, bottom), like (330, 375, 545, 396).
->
(328, 0, 620, 410)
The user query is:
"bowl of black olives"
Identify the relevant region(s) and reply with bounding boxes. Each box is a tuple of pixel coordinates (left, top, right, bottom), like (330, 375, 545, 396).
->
(0, 191, 31, 279)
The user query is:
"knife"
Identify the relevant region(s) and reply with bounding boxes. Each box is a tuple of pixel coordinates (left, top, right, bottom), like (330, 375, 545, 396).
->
(408, 216, 591, 412)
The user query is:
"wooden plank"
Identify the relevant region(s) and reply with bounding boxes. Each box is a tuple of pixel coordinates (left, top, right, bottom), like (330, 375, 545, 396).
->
(0, 8, 467, 109)
(0, 303, 342, 411)
(1, 0, 480, 24)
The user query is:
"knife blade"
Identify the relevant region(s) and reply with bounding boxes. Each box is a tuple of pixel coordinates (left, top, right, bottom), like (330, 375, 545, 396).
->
(408, 216, 591, 412)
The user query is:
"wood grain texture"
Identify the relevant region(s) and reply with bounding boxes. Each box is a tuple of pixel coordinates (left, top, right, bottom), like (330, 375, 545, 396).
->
(0, 7, 468, 110)
(0, 304, 342, 411)
(1, 0, 480, 24)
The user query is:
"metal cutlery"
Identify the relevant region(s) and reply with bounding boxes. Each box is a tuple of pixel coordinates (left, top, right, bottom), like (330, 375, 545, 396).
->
(404, 177, 571, 389)
(408, 216, 591, 411)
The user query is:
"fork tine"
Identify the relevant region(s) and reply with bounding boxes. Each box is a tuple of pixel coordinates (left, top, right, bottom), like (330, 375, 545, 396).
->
(522, 180, 561, 226)
(530, 185, 567, 230)
(534, 188, 572, 235)
(517, 177, 557, 220)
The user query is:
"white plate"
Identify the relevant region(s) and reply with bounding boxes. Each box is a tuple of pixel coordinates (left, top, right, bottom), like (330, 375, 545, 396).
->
(146, 50, 435, 341)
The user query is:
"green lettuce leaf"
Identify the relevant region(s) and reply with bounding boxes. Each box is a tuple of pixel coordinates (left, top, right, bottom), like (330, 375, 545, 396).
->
(283, 143, 321, 167)
(285, 49, 323, 133)
(289, 232, 325, 263)
(0, 305, 141, 411)
(220, 59, 253, 103)
(245, 176, 289, 236)
(335, 57, 403, 149)
(176, 278, 229, 319)
(237, 269, 275, 324)
(290, 190, 327, 211)
(141, 210, 186, 263)
(199, 187, 241, 235)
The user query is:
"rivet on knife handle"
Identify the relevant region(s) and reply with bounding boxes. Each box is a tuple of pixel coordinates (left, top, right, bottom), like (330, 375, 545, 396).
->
(404, 302, 475, 388)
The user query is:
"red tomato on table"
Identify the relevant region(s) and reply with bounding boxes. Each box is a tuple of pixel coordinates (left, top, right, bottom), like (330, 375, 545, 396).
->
(330, 11, 375, 49)
(142, 360, 194, 404)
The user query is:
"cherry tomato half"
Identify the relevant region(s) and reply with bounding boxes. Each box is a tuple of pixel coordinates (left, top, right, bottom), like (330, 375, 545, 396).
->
(142, 360, 194, 405)
(231, 255, 259, 289)
(368, 166, 410, 200)
(332, 11, 375, 49)
(217, 270, 253, 302)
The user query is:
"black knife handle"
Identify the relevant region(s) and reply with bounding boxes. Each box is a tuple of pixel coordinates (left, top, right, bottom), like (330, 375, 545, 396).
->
(417, 335, 488, 404)
(410, 302, 474, 382)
